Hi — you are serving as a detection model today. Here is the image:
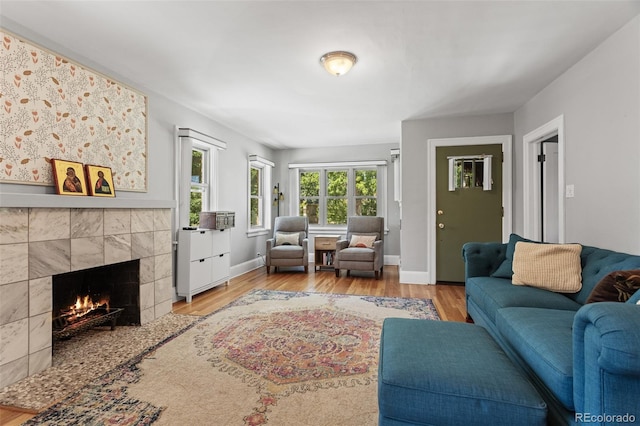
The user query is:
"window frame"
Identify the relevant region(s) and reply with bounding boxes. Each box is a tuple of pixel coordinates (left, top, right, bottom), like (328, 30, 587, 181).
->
(247, 155, 274, 237)
(290, 160, 387, 233)
(176, 127, 226, 230)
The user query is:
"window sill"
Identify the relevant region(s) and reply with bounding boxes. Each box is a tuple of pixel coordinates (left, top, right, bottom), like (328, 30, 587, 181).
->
(247, 228, 270, 238)
(309, 225, 390, 235)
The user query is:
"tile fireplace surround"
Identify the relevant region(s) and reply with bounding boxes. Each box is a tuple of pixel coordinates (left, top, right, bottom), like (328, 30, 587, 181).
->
(0, 207, 174, 388)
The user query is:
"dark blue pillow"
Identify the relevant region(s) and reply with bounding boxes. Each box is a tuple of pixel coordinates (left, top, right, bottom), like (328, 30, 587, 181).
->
(491, 234, 536, 278)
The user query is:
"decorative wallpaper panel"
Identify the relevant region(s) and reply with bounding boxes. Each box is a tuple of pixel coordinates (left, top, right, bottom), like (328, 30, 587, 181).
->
(0, 29, 148, 191)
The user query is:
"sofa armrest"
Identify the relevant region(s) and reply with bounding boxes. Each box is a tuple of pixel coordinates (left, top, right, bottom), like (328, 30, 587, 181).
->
(461, 242, 507, 279)
(573, 302, 640, 415)
(266, 238, 275, 264)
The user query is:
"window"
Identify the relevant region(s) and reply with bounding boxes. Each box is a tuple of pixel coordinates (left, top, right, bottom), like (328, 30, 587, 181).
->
(248, 155, 274, 236)
(250, 165, 263, 227)
(189, 148, 209, 226)
(290, 161, 386, 228)
(177, 127, 226, 229)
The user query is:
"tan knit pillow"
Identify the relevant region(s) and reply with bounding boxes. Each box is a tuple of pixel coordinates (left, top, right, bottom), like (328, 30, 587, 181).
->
(512, 242, 582, 293)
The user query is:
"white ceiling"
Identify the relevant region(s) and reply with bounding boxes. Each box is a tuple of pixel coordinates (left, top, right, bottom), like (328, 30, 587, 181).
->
(2, 1, 640, 149)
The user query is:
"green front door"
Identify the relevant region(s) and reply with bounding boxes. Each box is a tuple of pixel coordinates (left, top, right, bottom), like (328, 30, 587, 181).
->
(436, 144, 503, 282)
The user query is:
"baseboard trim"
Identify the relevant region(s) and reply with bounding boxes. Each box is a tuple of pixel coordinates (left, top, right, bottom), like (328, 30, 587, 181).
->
(384, 255, 400, 266)
(231, 257, 263, 278)
(399, 269, 433, 285)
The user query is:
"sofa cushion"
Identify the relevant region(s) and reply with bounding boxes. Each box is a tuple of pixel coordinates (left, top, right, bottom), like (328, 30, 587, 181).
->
(349, 234, 376, 248)
(628, 290, 640, 305)
(338, 247, 375, 262)
(491, 233, 535, 278)
(496, 307, 576, 411)
(466, 276, 581, 324)
(571, 246, 640, 304)
(586, 270, 640, 303)
(269, 245, 304, 259)
(512, 242, 582, 293)
(275, 231, 300, 246)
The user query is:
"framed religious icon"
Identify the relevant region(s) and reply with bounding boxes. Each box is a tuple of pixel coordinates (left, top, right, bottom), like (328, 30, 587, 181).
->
(51, 159, 88, 196)
(85, 164, 116, 197)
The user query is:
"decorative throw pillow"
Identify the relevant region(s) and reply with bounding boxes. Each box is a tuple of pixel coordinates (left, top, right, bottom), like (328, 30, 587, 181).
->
(491, 233, 536, 278)
(275, 232, 300, 246)
(629, 289, 640, 305)
(512, 241, 583, 293)
(586, 270, 640, 303)
(349, 235, 376, 248)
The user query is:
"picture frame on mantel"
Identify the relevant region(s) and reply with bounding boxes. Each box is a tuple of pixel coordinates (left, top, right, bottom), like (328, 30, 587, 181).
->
(51, 159, 88, 196)
(85, 164, 116, 197)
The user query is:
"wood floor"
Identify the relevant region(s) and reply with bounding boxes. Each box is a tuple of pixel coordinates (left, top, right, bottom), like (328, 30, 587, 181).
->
(0, 265, 467, 426)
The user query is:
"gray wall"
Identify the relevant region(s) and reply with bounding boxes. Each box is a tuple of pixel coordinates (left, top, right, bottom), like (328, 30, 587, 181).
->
(400, 113, 514, 280)
(514, 15, 640, 254)
(0, 19, 276, 281)
(274, 143, 401, 257)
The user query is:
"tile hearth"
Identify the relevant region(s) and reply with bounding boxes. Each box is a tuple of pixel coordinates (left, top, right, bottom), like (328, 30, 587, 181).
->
(0, 207, 174, 388)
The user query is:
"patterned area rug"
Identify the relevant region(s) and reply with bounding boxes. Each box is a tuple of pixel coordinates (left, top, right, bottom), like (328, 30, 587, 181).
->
(23, 290, 440, 425)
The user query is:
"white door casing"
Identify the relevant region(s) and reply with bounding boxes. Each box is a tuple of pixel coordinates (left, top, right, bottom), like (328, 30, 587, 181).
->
(522, 115, 565, 243)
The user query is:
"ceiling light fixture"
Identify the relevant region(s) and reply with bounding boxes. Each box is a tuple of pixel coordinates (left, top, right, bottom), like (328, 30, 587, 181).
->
(320, 51, 357, 76)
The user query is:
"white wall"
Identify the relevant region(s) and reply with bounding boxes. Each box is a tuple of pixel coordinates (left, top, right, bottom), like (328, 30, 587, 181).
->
(400, 113, 514, 282)
(514, 16, 640, 254)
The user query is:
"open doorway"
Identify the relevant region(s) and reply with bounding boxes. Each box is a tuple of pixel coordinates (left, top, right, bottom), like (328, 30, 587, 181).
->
(523, 115, 565, 243)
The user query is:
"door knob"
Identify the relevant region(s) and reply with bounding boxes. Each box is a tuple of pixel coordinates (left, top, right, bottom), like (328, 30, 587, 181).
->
(437, 210, 444, 215)
(438, 223, 445, 229)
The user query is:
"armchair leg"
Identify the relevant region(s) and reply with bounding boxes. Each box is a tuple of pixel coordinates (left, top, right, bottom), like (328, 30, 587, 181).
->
(375, 271, 379, 279)
(266, 266, 270, 274)
(304, 265, 308, 273)
(347, 270, 350, 277)
(335, 269, 340, 277)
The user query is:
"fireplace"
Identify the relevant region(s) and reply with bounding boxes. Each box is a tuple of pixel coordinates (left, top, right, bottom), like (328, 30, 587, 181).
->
(0, 207, 175, 389)
(52, 260, 141, 338)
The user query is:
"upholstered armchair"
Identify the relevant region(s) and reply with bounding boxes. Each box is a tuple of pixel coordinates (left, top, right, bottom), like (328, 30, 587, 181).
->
(334, 216, 384, 279)
(266, 216, 309, 274)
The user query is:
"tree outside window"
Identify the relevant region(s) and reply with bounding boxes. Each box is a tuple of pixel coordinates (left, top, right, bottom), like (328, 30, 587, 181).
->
(299, 171, 320, 224)
(250, 166, 263, 227)
(297, 166, 378, 225)
(326, 170, 347, 224)
(190, 149, 208, 226)
(355, 169, 377, 216)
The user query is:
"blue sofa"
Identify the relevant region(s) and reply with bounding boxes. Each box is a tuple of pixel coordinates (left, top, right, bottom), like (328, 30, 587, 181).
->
(463, 235, 640, 426)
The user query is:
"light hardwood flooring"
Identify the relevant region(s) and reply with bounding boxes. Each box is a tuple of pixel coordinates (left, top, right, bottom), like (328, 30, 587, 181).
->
(0, 265, 467, 425)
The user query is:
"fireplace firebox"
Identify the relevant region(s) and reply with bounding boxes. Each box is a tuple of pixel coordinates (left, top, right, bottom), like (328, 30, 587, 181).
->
(52, 260, 141, 339)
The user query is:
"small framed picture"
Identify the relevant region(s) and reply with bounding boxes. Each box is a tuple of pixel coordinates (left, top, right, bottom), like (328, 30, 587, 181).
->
(51, 159, 88, 196)
(84, 164, 116, 197)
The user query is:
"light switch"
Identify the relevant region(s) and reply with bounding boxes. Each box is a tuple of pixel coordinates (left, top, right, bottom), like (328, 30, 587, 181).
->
(566, 184, 575, 198)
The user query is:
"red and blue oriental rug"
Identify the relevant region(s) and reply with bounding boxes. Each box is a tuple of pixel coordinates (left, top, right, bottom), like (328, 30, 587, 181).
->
(23, 290, 440, 425)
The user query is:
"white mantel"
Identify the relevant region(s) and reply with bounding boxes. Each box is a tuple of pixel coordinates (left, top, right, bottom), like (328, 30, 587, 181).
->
(0, 193, 175, 209)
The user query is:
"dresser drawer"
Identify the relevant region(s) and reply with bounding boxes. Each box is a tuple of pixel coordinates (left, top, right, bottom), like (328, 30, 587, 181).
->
(315, 236, 339, 250)
(189, 230, 213, 260)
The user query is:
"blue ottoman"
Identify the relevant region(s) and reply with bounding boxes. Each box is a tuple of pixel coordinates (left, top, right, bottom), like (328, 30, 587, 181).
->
(378, 318, 547, 426)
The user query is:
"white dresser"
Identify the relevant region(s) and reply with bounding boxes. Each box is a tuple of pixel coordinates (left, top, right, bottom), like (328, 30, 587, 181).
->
(177, 228, 230, 302)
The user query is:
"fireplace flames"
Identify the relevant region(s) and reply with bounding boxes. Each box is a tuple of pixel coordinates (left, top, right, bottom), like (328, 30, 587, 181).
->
(62, 295, 110, 323)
